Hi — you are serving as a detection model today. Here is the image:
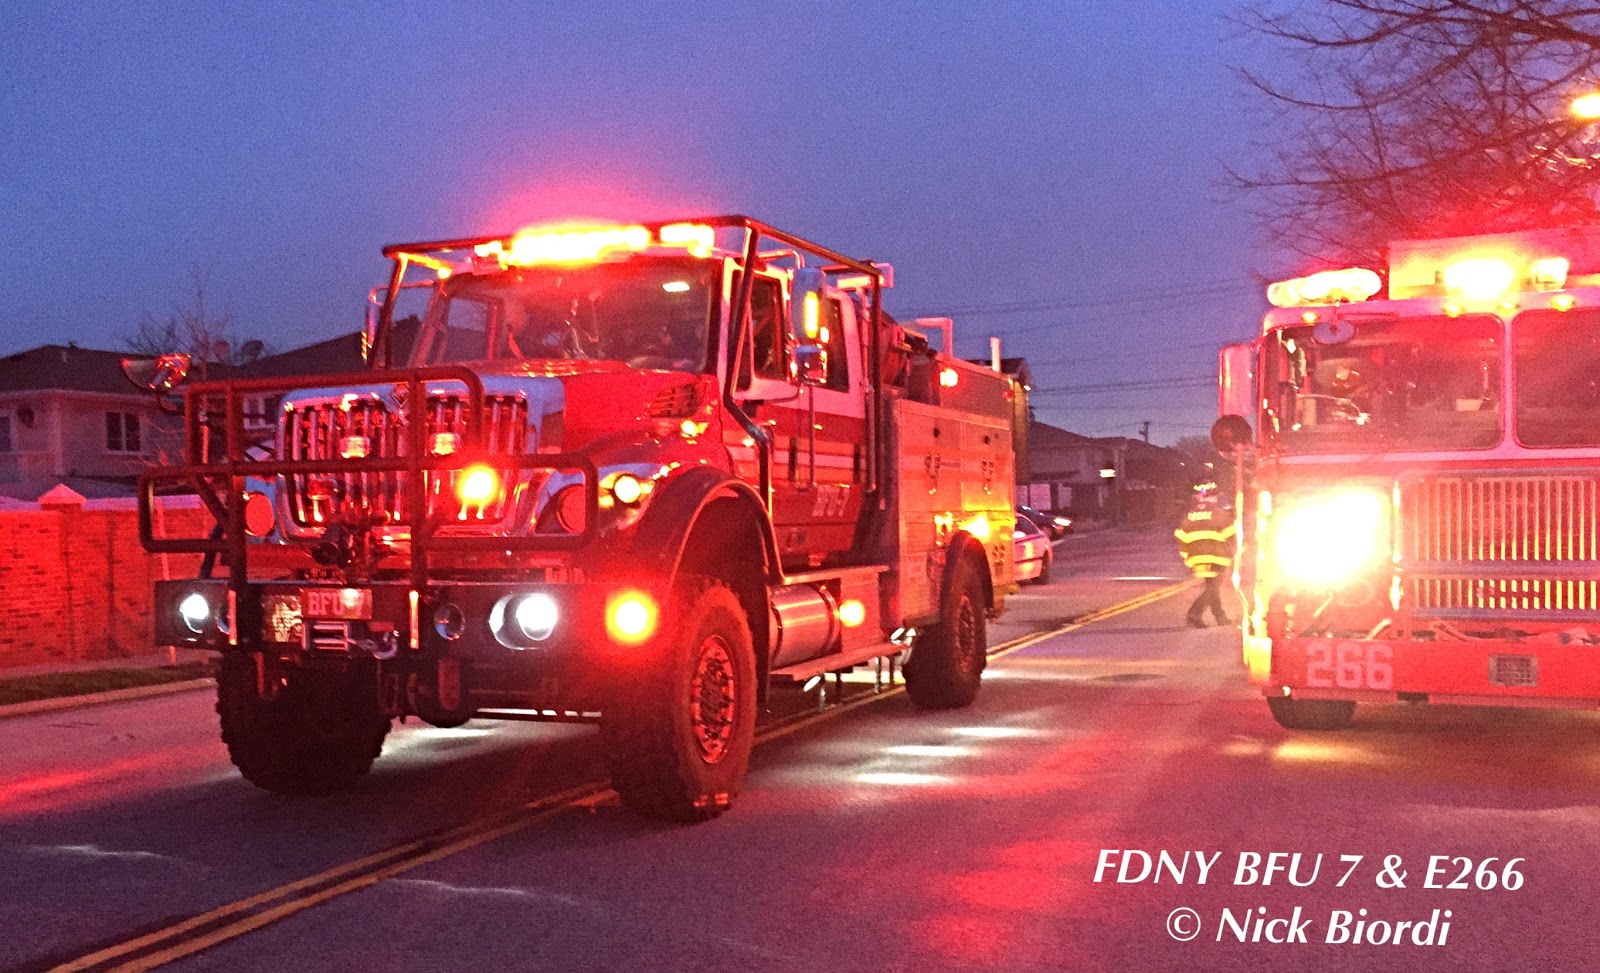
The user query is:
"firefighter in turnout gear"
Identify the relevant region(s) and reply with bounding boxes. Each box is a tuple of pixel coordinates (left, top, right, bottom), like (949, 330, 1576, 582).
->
(1176, 482, 1236, 628)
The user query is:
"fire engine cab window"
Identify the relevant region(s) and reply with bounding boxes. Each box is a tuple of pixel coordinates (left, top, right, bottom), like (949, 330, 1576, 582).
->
(1268, 315, 1502, 451)
(1514, 309, 1600, 447)
(749, 277, 786, 381)
(822, 297, 849, 391)
(418, 257, 715, 372)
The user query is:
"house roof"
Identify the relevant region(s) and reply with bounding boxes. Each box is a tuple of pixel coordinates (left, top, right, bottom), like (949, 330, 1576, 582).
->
(238, 318, 418, 379)
(0, 344, 147, 396)
(1027, 421, 1099, 449)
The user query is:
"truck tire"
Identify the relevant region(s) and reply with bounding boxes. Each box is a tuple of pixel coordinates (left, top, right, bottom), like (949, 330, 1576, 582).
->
(905, 552, 987, 709)
(1266, 696, 1355, 731)
(601, 577, 758, 823)
(217, 655, 391, 795)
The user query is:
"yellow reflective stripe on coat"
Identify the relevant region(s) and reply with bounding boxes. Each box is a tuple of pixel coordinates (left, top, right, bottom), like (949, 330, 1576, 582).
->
(1184, 554, 1232, 567)
(1174, 526, 1237, 544)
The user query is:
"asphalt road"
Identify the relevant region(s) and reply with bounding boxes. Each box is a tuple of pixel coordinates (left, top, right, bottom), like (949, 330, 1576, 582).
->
(3, 530, 1596, 972)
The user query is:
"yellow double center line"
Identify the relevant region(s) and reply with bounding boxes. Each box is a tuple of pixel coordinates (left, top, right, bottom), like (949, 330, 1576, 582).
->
(51, 579, 1192, 973)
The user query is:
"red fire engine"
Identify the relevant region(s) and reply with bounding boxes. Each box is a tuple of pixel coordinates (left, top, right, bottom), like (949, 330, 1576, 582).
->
(1217, 227, 1600, 730)
(130, 216, 1018, 820)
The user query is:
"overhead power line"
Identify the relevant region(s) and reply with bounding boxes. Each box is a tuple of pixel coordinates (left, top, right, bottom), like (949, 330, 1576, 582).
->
(1028, 374, 1216, 396)
(900, 277, 1257, 320)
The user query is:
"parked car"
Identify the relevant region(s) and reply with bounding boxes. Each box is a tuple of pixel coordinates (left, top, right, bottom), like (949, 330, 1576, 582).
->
(1019, 503, 1073, 539)
(1013, 512, 1053, 584)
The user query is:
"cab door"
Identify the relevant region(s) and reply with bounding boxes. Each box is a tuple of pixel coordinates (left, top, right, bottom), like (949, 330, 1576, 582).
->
(783, 285, 868, 562)
(721, 267, 868, 568)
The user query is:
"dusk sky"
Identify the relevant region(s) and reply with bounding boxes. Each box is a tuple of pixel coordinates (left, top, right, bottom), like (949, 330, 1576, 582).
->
(1, 2, 1284, 443)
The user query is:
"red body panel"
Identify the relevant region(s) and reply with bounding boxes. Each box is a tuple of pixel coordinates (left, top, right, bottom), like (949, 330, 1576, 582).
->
(1257, 636, 1600, 706)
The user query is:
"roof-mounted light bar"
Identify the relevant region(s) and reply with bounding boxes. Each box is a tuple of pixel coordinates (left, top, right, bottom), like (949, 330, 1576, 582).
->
(457, 222, 720, 274)
(1266, 267, 1382, 308)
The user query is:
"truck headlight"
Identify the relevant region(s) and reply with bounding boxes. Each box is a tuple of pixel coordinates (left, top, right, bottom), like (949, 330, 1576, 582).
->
(1272, 488, 1388, 587)
(178, 592, 212, 633)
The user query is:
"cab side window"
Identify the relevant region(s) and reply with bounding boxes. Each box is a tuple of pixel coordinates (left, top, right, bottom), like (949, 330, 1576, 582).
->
(822, 297, 849, 392)
(749, 277, 787, 381)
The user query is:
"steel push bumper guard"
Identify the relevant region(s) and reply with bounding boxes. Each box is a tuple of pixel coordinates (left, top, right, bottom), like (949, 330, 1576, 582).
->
(136, 365, 600, 596)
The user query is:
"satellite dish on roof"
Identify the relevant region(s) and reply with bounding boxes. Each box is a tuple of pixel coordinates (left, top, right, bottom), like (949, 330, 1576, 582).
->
(1311, 319, 1356, 345)
(239, 339, 265, 363)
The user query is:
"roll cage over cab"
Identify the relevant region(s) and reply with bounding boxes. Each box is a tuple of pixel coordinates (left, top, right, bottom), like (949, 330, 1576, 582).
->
(135, 216, 1019, 821)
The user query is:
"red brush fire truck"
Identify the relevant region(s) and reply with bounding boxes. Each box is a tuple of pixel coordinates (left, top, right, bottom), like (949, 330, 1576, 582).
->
(130, 216, 1018, 820)
(1216, 226, 1600, 730)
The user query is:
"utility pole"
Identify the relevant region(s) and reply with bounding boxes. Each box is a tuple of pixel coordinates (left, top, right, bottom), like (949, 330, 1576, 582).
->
(1139, 420, 1151, 443)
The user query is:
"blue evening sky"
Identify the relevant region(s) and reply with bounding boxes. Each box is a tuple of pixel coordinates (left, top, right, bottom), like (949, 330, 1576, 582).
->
(0, 2, 1285, 442)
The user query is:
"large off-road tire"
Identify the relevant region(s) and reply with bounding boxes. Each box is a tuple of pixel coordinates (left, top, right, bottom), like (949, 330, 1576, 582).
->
(601, 577, 758, 823)
(217, 654, 391, 795)
(1267, 696, 1356, 731)
(905, 552, 987, 709)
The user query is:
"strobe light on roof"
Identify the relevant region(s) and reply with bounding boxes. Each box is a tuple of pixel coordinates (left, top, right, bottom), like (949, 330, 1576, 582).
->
(1266, 268, 1382, 308)
(466, 222, 717, 273)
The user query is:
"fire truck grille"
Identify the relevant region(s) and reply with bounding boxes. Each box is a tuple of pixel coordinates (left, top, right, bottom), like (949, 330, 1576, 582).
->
(282, 394, 529, 528)
(1404, 474, 1600, 619)
(1410, 576, 1600, 614)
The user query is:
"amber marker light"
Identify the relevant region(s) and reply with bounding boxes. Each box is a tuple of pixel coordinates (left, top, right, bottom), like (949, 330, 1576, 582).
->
(457, 465, 499, 505)
(939, 367, 960, 388)
(606, 590, 659, 645)
(1554, 293, 1578, 311)
(839, 599, 867, 628)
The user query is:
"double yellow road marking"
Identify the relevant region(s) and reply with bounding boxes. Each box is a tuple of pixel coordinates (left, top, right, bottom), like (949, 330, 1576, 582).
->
(51, 579, 1192, 973)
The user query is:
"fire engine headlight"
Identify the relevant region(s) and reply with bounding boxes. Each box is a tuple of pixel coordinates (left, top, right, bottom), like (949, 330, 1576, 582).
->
(490, 591, 561, 648)
(1272, 488, 1389, 588)
(512, 593, 559, 642)
(178, 592, 212, 633)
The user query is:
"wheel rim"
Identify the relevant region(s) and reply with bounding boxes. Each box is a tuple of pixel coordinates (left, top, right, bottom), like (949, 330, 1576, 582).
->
(690, 635, 738, 764)
(955, 592, 981, 673)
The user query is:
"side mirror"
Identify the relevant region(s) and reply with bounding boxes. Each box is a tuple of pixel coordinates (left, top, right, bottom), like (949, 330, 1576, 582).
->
(121, 353, 192, 393)
(794, 343, 828, 386)
(1211, 414, 1253, 453)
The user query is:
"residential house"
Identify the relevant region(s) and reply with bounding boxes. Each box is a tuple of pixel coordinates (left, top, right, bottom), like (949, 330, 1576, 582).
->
(0, 344, 182, 501)
(1020, 421, 1186, 526)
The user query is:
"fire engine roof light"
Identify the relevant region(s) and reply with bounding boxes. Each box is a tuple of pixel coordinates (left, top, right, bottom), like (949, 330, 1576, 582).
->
(1443, 257, 1516, 302)
(1532, 256, 1570, 290)
(505, 225, 651, 266)
(658, 222, 716, 257)
(1266, 268, 1382, 308)
(1573, 91, 1600, 120)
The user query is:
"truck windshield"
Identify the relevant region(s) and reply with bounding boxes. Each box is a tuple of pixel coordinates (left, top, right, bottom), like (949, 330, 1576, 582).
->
(1513, 307, 1600, 447)
(1266, 315, 1503, 452)
(413, 256, 718, 371)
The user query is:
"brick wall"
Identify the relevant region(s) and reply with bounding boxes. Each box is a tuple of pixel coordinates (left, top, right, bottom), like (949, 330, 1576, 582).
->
(0, 498, 204, 670)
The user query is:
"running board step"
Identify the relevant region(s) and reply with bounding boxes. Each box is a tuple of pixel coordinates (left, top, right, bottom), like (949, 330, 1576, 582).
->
(769, 642, 902, 682)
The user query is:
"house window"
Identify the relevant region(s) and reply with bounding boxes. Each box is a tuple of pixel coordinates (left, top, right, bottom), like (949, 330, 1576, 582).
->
(106, 411, 142, 453)
(0, 415, 12, 453)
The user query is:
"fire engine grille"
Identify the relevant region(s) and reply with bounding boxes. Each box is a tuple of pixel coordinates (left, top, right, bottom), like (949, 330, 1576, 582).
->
(283, 394, 529, 528)
(1404, 474, 1600, 618)
(1411, 576, 1600, 613)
